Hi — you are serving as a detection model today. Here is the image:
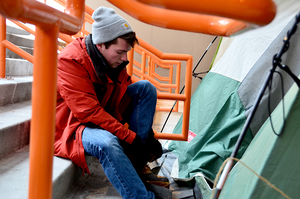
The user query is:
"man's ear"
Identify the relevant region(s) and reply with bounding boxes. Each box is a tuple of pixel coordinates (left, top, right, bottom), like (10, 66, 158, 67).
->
(96, 43, 105, 52)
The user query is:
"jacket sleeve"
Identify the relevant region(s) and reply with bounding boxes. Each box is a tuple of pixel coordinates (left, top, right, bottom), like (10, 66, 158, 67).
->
(57, 55, 136, 144)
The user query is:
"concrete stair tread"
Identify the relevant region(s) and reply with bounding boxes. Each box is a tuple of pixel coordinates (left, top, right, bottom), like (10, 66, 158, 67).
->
(0, 100, 31, 160)
(6, 21, 32, 35)
(0, 100, 31, 129)
(0, 145, 83, 199)
(5, 59, 33, 77)
(6, 45, 34, 59)
(0, 76, 33, 85)
(0, 76, 33, 106)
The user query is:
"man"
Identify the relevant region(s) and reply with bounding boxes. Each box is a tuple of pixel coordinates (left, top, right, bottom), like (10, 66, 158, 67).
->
(54, 6, 171, 199)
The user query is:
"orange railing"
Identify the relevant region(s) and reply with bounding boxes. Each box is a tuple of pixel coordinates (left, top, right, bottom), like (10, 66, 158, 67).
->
(133, 38, 192, 140)
(0, 1, 85, 199)
(128, 43, 181, 112)
(0, 0, 277, 197)
(108, 0, 276, 36)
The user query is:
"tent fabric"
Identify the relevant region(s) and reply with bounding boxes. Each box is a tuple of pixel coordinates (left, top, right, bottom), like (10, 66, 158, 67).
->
(219, 81, 300, 199)
(165, 0, 300, 187)
(168, 72, 253, 180)
(238, 16, 300, 135)
(210, 0, 300, 82)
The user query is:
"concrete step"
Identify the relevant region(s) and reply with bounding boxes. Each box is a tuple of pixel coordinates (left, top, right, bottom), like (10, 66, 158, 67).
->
(0, 97, 94, 199)
(0, 100, 31, 159)
(0, 99, 93, 199)
(7, 33, 35, 48)
(0, 76, 32, 106)
(6, 22, 31, 36)
(0, 145, 89, 199)
(6, 33, 66, 50)
(4, 58, 33, 77)
(63, 157, 122, 199)
(6, 45, 34, 59)
(5, 59, 33, 76)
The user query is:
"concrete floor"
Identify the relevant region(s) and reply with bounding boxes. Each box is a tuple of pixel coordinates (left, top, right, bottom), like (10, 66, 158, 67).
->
(63, 157, 122, 199)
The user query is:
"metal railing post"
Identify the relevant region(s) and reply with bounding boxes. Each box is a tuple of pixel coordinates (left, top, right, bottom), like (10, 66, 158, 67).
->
(127, 48, 134, 76)
(28, 22, 60, 199)
(0, 16, 6, 78)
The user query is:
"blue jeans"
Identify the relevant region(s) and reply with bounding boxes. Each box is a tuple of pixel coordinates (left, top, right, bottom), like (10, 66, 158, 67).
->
(82, 80, 157, 199)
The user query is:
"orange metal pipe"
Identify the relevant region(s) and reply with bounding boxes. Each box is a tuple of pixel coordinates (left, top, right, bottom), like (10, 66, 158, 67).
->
(154, 131, 186, 141)
(59, 33, 74, 44)
(0, 16, 6, 78)
(0, 0, 84, 35)
(138, 38, 193, 61)
(128, 37, 192, 141)
(127, 48, 134, 76)
(12, 20, 67, 52)
(2, 40, 34, 63)
(28, 23, 59, 199)
(141, 51, 146, 80)
(137, 0, 276, 26)
(11, 20, 35, 35)
(108, 0, 248, 36)
(0, 0, 85, 198)
(181, 58, 192, 141)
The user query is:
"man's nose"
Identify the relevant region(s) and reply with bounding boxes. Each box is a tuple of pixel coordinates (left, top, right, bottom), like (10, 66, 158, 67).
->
(121, 52, 128, 61)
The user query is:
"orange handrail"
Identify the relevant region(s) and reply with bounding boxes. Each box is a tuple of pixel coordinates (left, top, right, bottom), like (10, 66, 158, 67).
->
(130, 43, 181, 112)
(2, 39, 34, 63)
(107, 0, 273, 36)
(0, 17, 6, 77)
(0, 1, 85, 199)
(135, 39, 192, 141)
(136, 0, 276, 26)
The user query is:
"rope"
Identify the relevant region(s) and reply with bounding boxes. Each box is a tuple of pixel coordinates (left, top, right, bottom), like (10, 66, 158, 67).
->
(211, 157, 291, 199)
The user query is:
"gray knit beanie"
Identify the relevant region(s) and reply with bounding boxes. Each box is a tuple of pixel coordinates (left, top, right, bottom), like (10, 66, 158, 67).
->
(92, 7, 133, 44)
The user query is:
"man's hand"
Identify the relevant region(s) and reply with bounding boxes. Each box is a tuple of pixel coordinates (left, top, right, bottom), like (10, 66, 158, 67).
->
(122, 130, 163, 170)
(144, 129, 163, 162)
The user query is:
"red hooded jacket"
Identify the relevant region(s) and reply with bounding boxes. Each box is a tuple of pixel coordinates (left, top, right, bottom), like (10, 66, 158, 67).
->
(54, 36, 136, 173)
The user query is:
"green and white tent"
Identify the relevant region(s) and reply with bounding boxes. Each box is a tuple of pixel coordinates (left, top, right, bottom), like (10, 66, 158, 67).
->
(158, 0, 300, 198)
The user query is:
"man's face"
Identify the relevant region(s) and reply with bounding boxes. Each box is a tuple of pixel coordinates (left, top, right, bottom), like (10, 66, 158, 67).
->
(97, 38, 131, 69)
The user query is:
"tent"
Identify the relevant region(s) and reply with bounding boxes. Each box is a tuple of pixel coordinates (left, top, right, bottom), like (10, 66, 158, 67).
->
(154, 0, 300, 198)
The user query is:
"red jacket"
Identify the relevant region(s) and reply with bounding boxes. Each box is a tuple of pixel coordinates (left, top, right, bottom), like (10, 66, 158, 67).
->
(54, 36, 136, 173)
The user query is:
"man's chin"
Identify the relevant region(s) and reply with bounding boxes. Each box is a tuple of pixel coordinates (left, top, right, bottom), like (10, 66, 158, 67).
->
(110, 64, 118, 69)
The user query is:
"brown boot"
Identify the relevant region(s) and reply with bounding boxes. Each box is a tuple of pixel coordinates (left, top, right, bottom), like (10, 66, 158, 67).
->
(138, 165, 170, 188)
(145, 182, 173, 199)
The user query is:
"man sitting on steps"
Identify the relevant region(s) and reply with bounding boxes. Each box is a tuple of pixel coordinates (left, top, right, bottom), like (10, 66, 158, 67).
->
(54, 6, 171, 199)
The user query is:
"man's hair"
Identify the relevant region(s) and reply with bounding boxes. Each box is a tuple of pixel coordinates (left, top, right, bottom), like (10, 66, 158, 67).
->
(103, 32, 139, 49)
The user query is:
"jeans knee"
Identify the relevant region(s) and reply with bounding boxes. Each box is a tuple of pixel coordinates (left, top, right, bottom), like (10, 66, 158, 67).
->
(139, 80, 157, 98)
(101, 136, 122, 154)
(82, 127, 126, 162)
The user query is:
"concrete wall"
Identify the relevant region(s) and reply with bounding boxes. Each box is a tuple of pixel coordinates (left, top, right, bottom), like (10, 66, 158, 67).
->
(85, 0, 220, 94)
